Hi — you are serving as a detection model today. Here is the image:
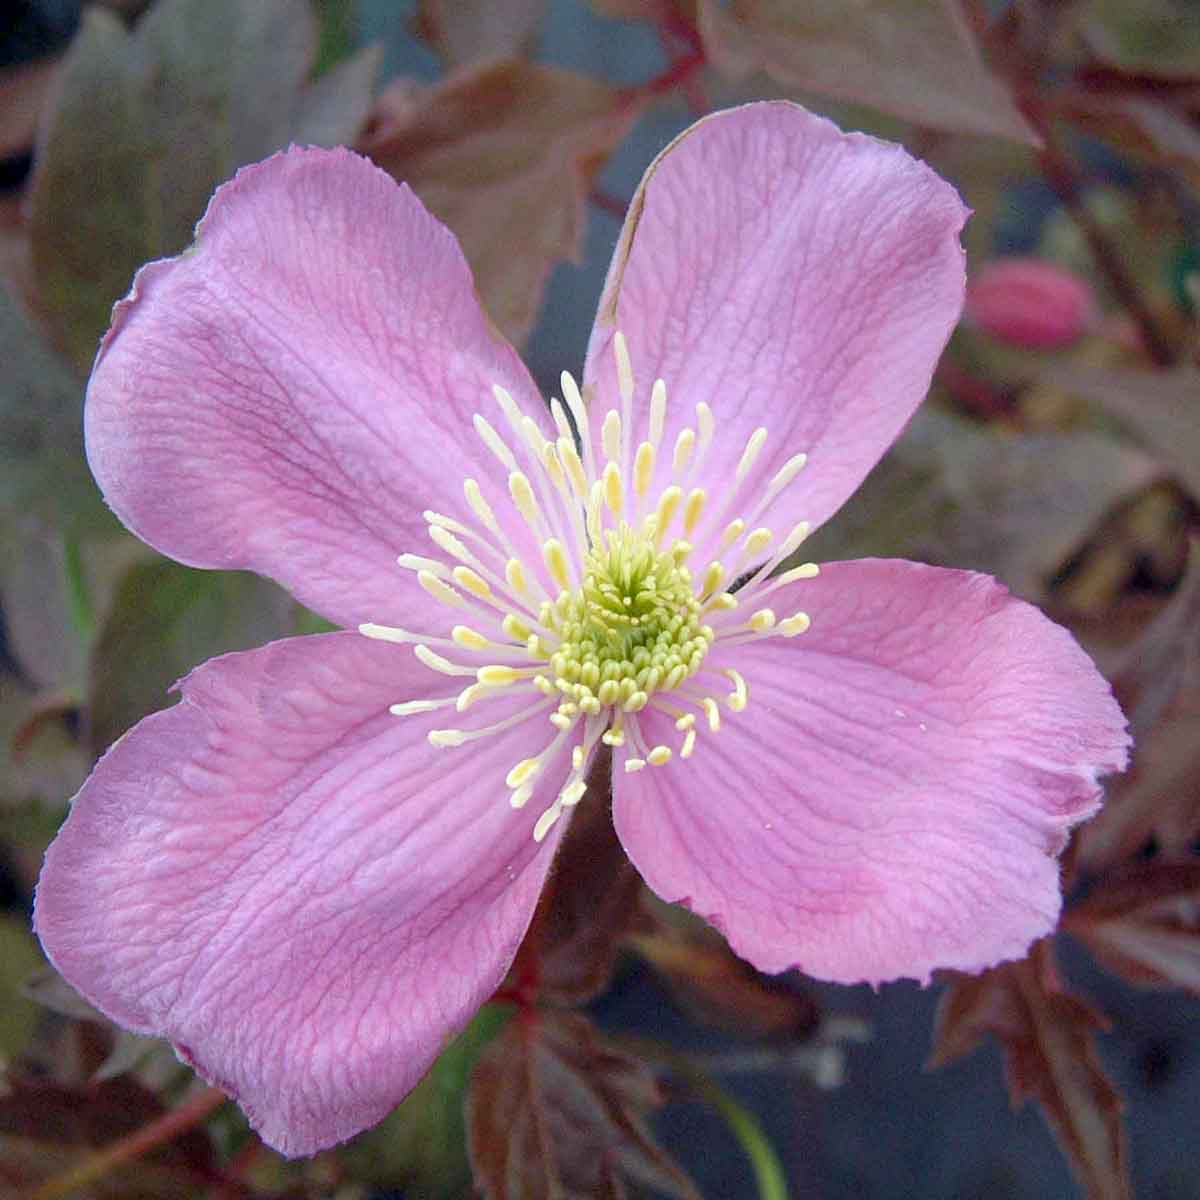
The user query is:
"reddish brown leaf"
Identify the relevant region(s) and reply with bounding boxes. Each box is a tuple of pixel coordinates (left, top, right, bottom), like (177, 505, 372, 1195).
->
(1064, 862, 1200, 995)
(415, 0, 548, 67)
(696, 0, 1039, 144)
(0, 1074, 219, 1198)
(1043, 366, 1200, 503)
(361, 61, 643, 346)
(0, 56, 61, 160)
(467, 1011, 699, 1200)
(930, 943, 1130, 1200)
(1077, 543, 1200, 869)
(534, 749, 646, 1002)
(630, 918, 818, 1042)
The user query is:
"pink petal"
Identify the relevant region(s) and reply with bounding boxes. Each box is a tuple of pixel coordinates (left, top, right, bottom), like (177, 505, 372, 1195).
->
(585, 103, 967, 541)
(35, 632, 566, 1155)
(614, 560, 1127, 985)
(86, 147, 549, 629)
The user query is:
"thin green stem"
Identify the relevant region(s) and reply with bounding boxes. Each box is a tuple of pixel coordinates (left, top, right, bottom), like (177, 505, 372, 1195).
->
(60, 533, 94, 645)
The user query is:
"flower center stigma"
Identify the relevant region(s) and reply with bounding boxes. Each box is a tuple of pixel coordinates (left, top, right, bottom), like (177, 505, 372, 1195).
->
(360, 333, 820, 842)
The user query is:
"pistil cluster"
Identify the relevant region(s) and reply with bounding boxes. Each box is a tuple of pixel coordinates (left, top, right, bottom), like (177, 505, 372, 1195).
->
(361, 333, 820, 841)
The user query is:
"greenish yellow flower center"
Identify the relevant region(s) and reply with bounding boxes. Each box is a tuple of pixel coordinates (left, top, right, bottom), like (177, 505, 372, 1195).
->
(545, 524, 714, 717)
(360, 332, 822, 842)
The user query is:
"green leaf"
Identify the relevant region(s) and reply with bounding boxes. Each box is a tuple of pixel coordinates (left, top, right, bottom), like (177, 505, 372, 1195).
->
(28, 0, 379, 373)
(340, 1005, 510, 1196)
(0, 287, 114, 537)
(0, 914, 46, 1059)
(86, 559, 296, 754)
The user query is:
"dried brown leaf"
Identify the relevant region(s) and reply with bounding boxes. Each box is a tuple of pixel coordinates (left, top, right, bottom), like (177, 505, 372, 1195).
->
(467, 1011, 699, 1200)
(1044, 365, 1200, 502)
(696, 0, 1039, 144)
(1065, 862, 1200, 995)
(361, 61, 642, 346)
(0, 1075, 216, 1198)
(630, 919, 818, 1041)
(0, 56, 60, 160)
(930, 943, 1130, 1200)
(416, 0, 548, 67)
(1077, 544, 1200, 869)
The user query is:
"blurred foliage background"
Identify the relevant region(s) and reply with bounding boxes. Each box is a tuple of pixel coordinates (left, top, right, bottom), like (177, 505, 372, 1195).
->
(2, 1, 1199, 1197)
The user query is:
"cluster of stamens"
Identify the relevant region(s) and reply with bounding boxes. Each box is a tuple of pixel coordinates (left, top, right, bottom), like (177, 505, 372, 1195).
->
(361, 332, 820, 842)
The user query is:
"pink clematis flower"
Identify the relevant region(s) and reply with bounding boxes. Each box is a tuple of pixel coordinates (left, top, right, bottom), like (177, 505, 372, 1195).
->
(35, 103, 1127, 1156)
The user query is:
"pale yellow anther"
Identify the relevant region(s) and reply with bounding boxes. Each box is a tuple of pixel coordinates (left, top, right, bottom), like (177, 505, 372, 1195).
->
(429, 729, 469, 747)
(359, 622, 418, 645)
(602, 409, 622, 465)
(492, 383, 520, 423)
(455, 683, 494, 712)
(396, 554, 445, 575)
(603, 461, 624, 517)
(429, 526, 472, 565)
(423, 510, 471, 535)
(675, 713, 696, 732)
(506, 557, 530, 597)
(779, 521, 813, 558)
(541, 443, 566, 490)
(768, 453, 808, 495)
(572, 745, 585, 770)
(415, 644, 475, 676)
(419, 570, 467, 610)
(736, 427, 768, 482)
(520, 415, 548, 460)
(558, 438, 588, 497)
(543, 539, 571, 591)
(649, 379, 667, 447)
(561, 779, 588, 807)
(723, 668, 749, 712)
(509, 472, 542, 528)
(683, 488, 706, 536)
(452, 625, 491, 651)
(750, 608, 776, 632)
(634, 441, 655, 498)
(624, 690, 649, 712)
(550, 397, 573, 443)
(533, 807, 561, 842)
(702, 562, 726, 597)
(653, 486, 682, 545)
(452, 566, 492, 600)
(477, 665, 528, 687)
(506, 758, 542, 789)
(790, 562, 821, 580)
(614, 330, 635, 402)
(502, 613, 532, 642)
(624, 757, 647, 773)
(780, 612, 812, 636)
(744, 527, 774, 557)
(560, 370, 587, 432)
(719, 519, 746, 553)
(597, 679, 620, 706)
(549, 712, 574, 731)
(388, 699, 443, 716)
(647, 745, 672, 766)
(701, 697, 721, 732)
(672, 428, 696, 476)
(510, 783, 534, 810)
(681, 728, 697, 758)
(474, 414, 518, 471)
(696, 402, 715, 455)
(671, 540, 694, 564)
(708, 592, 738, 612)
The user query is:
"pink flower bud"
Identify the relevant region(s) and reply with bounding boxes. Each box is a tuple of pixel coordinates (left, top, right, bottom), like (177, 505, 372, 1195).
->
(967, 258, 1096, 350)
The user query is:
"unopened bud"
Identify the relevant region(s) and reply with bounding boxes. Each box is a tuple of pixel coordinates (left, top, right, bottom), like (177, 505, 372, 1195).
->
(967, 258, 1096, 350)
